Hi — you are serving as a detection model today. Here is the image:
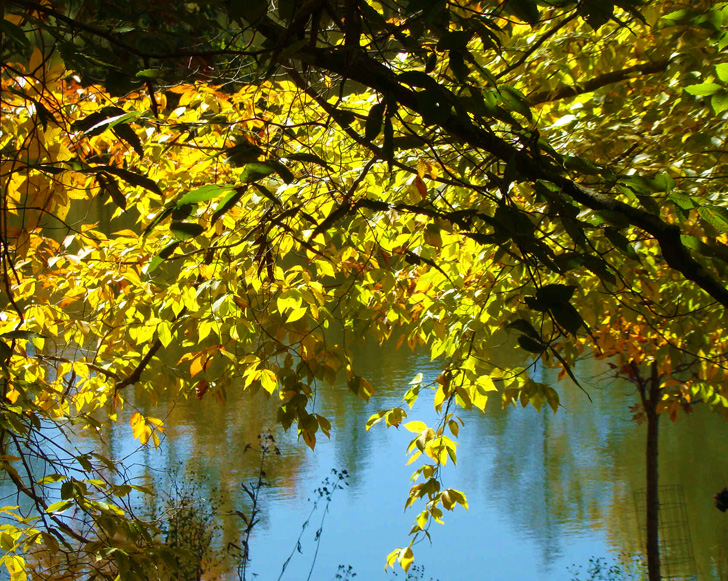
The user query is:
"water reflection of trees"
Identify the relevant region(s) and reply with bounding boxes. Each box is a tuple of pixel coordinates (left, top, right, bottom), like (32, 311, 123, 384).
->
(462, 358, 728, 576)
(48, 343, 728, 578)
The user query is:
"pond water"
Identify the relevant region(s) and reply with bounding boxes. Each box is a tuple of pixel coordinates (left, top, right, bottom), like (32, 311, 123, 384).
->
(84, 342, 728, 580)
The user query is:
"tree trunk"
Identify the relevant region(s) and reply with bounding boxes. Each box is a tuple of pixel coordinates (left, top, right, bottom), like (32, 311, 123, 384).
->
(645, 362, 661, 581)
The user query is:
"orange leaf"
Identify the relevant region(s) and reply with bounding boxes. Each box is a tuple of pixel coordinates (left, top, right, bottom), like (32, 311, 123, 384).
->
(190, 354, 205, 377)
(414, 176, 427, 200)
(195, 380, 210, 400)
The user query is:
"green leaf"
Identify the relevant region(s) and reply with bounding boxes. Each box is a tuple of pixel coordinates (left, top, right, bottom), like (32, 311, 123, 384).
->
(699, 205, 728, 233)
(712, 92, 728, 114)
(71, 107, 125, 134)
(112, 124, 144, 157)
(668, 191, 700, 210)
(425, 53, 438, 74)
(135, 68, 164, 80)
(284, 152, 332, 170)
(415, 91, 451, 126)
(506, 319, 540, 339)
(0, 340, 12, 360)
(172, 204, 194, 221)
(680, 234, 702, 251)
(685, 83, 723, 97)
(0, 19, 30, 49)
(104, 166, 162, 196)
(97, 173, 127, 210)
(253, 184, 283, 206)
(176, 184, 235, 206)
(143, 205, 174, 237)
(398, 70, 439, 90)
(224, 142, 264, 166)
(170, 221, 205, 240)
(148, 241, 180, 272)
(448, 50, 470, 82)
(518, 335, 546, 353)
(550, 303, 583, 335)
(240, 161, 278, 183)
(564, 155, 601, 176)
(577, 1, 614, 30)
(716, 63, 728, 83)
(662, 9, 695, 22)
(393, 135, 427, 150)
(1, 330, 43, 340)
(650, 173, 676, 193)
(535, 284, 576, 307)
(604, 228, 640, 260)
(499, 85, 532, 121)
(212, 186, 247, 224)
(265, 159, 295, 184)
(436, 31, 473, 51)
(365, 102, 386, 142)
(506, 0, 541, 25)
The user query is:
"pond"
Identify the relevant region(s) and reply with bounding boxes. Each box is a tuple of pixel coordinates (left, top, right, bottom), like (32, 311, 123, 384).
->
(80, 341, 728, 580)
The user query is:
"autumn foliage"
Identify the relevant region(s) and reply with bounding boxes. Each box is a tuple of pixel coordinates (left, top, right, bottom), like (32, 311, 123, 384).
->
(3, 0, 728, 578)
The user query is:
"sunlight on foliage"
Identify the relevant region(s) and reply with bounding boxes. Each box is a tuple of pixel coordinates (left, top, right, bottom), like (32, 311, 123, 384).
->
(3, 0, 728, 576)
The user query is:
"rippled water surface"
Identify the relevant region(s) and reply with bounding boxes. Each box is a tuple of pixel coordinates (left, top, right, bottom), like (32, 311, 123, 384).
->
(26, 343, 728, 579)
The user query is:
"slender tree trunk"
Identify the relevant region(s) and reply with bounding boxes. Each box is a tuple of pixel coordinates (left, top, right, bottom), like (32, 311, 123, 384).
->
(645, 399, 660, 579)
(640, 361, 661, 581)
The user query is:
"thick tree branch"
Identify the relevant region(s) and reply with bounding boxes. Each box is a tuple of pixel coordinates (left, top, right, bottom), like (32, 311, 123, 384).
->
(248, 23, 728, 308)
(528, 58, 671, 105)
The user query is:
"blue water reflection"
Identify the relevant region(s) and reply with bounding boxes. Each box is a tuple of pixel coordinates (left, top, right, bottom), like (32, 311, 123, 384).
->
(18, 345, 728, 579)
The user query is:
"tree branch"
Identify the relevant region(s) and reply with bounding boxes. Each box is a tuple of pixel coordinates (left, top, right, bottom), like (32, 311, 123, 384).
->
(528, 58, 671, 105)
(115, 339, 163, 393)
(251, 25, 728, 308)
(497, 13, 578, 79)
(8, 0, 258, 60)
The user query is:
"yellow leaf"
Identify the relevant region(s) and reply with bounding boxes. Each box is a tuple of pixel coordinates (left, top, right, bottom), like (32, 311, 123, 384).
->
(403, 420, 427, 433)
(366, 410, 386, 430)
(406, 450, 421, 465)
(476, 375, 497, 392)
(301, 427, 316, 449)
(28, 47, 43, 73)
(6, 554, 27, 581)
(260, 369, 277, 394)
(15, 229, 30, 260)
(146, 416, 165, 430)
(130, 413, 164, 448)
(416, 510, 428, 530)
(398, 547, 414, 572)
(385, 549, 400, 571)
(316, 259, 335, 278)
(433, 385, 446, 411)
(448, 420, 459, 438)
(130, 412, 149, 445)
(316, 414, 331, 437)
(286, 305, 307, 323)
